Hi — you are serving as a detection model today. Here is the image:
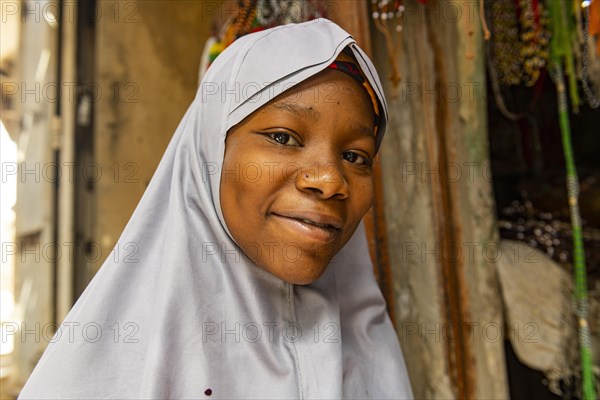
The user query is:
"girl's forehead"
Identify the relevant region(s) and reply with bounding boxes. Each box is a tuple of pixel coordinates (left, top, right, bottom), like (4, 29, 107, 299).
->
(258, 69, 375, 117)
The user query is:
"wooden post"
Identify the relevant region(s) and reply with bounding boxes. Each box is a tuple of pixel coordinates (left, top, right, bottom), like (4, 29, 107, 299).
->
(338, 0, 511, 398)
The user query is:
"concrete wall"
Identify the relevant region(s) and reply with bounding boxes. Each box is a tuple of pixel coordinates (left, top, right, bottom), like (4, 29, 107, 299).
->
(10, 2, 59, 389)
(89, 0, 221, 279)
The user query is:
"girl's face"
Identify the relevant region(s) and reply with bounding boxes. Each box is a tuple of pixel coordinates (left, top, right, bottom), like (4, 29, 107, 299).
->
(220, 69, 376, 284)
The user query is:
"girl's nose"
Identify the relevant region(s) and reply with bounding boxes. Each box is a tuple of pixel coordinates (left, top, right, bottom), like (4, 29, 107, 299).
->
(295, 160, 349, 200)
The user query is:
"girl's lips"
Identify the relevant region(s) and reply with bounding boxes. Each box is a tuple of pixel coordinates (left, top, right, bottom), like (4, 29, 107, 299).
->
(271, 211, 343, 229)
(270, 213, 341, 243)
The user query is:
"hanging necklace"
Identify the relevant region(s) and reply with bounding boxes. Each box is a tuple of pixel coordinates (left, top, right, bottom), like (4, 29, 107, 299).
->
(370, 0, 404, 88)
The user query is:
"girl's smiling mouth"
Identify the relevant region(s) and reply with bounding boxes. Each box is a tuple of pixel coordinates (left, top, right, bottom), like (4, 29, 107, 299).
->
(270, 211, 342, 243)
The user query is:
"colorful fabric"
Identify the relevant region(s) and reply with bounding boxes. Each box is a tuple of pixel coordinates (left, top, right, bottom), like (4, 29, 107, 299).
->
(327, 59, 382, 137)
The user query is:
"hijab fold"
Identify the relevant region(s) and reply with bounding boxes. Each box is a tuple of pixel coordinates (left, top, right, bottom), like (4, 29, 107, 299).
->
(19, 19, 413, 399)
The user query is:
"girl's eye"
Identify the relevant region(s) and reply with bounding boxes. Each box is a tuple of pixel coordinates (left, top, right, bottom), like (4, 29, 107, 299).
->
(343, 151, 371, 166)
(268, 132, 301, 146)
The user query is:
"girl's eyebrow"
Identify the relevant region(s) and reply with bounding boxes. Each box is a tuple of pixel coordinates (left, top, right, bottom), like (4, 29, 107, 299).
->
(267, 101, 374, 139)
(354, 124, 376, 139)
(267, 101, 320, 119)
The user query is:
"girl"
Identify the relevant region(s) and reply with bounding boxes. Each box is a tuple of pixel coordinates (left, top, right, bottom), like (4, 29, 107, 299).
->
(19, 19, 413, 399)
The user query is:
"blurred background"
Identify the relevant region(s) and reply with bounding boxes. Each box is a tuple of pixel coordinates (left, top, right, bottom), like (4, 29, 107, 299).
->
(1, 0, 599, 398)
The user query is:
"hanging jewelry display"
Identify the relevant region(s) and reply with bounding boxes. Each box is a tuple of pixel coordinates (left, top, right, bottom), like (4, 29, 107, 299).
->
(487, 0, 550, 87)
(489, 0, 523, 86)
(369, 0, 404, 88)
(480, 0, 546, 173)
(517, 0, 550, 87)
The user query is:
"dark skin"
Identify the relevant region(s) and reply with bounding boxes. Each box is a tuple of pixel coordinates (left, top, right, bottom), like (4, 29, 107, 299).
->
(220, 69, 376, 284)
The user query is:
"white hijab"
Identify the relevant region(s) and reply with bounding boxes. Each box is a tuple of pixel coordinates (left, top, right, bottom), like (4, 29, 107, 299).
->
(19, 19, 413, 399)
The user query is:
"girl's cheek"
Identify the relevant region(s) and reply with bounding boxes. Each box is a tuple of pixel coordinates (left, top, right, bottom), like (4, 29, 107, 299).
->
(357, 181, 375, 212)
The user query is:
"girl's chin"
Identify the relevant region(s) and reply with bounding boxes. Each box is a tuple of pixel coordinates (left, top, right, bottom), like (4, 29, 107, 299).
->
(259, 259, 331, 285)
